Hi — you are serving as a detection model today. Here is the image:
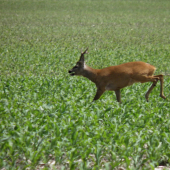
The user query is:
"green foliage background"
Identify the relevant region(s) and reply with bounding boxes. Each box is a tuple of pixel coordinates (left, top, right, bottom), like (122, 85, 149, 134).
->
(0, 0, 170, 169)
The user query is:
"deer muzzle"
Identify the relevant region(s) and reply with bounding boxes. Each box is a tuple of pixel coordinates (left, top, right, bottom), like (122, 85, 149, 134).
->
(68, 70, 75, 76)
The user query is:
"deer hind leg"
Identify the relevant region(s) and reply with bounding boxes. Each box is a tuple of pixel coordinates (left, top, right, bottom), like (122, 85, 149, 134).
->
(132, 75, 159, 102)
(145, 79, 158, 102)
(93, 88, 105, 101)
(145, 74, 166, 101)
(153, 74, 166, 100)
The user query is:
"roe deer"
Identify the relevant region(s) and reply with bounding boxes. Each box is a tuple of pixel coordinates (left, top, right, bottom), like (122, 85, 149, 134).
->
(68, 48, 166, 103)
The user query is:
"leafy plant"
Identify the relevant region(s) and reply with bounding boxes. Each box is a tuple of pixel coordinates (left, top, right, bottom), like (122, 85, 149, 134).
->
(0, 0, 170, 169)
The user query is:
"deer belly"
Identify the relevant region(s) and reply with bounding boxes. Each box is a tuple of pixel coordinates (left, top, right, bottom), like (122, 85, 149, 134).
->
(127, 78, 138, 86)
(105, 84, 116, 91)
(105, 78, 138, 90)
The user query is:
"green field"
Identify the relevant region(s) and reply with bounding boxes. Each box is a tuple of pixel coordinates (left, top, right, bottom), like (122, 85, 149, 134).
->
(0, 0, 170, 169)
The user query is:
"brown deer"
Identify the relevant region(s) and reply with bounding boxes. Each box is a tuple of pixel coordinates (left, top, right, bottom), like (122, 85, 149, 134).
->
(68, 48, 166, 103)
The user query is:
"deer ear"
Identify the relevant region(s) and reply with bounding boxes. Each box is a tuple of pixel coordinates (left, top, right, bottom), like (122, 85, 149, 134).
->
(81, 48, 88, 55)
(79, 48, 88, 62)
(79, 54, 84, 62)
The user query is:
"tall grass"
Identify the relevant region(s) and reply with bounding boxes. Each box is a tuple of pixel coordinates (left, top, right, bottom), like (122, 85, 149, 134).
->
(0, 0, 170, 169)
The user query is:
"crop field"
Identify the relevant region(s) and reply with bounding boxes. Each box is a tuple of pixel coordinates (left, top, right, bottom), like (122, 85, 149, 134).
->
(0, 0, 170, 169)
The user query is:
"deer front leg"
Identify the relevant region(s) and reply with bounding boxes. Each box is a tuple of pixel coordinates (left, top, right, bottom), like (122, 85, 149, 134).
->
(93, 88, 105, 101)
(115, 89, 121, 103)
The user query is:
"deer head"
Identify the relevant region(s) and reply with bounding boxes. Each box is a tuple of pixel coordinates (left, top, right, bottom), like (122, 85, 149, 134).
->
(68, 48, 88, 76)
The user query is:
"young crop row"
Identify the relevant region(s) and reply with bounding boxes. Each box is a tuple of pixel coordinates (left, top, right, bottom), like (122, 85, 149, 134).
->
(1, 0, 170, 169)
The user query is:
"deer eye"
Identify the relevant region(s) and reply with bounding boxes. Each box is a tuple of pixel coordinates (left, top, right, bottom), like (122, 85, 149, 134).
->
(74, 66, 78, 69)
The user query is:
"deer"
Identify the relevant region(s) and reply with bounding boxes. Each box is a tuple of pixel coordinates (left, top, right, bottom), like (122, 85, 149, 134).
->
(68, 48, 166, 103)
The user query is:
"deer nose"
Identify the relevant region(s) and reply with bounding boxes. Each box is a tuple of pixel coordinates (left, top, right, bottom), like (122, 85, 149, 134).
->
(68, 70, 72, 73)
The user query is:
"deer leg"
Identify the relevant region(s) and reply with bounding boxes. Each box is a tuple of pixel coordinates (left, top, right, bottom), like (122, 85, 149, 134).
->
(132, 75, 159, 83)
(145, 79, 158, 102)
(115, 89, 121, 103)
(93, 88, 105, 101)
(154, 74, 166, 99)
(131, 75, 159, 102)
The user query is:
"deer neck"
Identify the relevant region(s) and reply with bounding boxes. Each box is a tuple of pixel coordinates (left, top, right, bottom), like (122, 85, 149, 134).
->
(82, 64, 98, 84)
